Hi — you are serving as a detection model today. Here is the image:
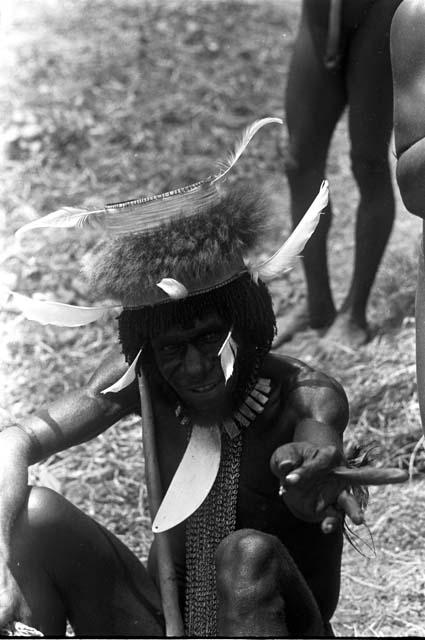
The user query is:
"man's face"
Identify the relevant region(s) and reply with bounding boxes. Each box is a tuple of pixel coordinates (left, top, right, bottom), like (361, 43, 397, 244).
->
(151, 312, 233, 422)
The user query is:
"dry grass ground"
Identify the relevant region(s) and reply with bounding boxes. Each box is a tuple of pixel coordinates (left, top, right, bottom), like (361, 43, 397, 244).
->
(1, 0, 424, 636)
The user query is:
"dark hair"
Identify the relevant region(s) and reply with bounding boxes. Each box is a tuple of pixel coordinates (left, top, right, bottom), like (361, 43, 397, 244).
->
(118, 273, 276, 405)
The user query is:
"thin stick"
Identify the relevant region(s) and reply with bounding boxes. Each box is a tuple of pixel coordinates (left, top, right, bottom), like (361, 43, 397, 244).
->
(138, 371, 184, 637)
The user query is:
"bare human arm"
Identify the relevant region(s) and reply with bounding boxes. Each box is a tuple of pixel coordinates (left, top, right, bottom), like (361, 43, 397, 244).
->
(391, 0, 425, 217)
(270, 378, 354, 526)
(391, 0, 425, 433)
(270, 375, 407, 530)
(0, 347, 139, 625)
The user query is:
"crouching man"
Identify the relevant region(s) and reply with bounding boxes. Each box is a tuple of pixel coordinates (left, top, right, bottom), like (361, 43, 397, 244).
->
(0, 121, 407, 637)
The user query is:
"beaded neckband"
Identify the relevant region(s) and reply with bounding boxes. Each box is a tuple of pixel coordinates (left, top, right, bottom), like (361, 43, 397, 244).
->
(174, 377, 272, 438)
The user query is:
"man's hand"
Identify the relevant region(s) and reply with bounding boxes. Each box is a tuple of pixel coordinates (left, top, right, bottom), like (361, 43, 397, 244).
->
(0, 559, 29, 628)
(270, 442, 408, 533)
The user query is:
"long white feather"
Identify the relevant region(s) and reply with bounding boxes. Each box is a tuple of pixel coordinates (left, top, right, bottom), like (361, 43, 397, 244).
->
(218, 330, 237, 383)
(211, 117, 284, 184)
(15, 119, 283, 238)
(156, 278, 189, 299)
(2, 288, 115, 326)
(100, 348, 143, 394)
(152, 424, 221, 533)
(15, 206, 105, 238)
(251, 180, 329, 282)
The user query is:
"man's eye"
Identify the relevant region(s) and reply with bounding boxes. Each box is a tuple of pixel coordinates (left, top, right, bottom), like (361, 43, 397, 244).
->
(160, 343, 181, 355)
(203, 332, 224, 344)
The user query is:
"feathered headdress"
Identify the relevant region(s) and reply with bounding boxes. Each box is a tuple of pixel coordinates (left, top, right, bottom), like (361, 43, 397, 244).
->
(5, 117, 329, 325)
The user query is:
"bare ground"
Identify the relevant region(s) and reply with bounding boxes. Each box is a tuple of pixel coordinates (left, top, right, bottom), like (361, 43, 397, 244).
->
(1, 0, 424, 636)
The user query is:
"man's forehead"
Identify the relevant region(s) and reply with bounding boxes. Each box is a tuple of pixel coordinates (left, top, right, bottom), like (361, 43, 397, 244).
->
(154, 312, 226, 342)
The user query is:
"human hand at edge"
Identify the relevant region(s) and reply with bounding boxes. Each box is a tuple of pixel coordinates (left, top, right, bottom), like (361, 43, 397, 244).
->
(270, 441, 407, 533)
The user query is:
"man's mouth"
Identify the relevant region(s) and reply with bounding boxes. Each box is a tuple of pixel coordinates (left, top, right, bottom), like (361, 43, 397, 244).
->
(190, 380, 221, 394)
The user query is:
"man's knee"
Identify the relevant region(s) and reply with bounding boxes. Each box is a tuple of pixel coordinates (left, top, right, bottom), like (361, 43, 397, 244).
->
(350, 151, 391, 186)
(216, 529, 282, 602)
(10, 488, 65, 590)
(26, 486, 65, 529)
(284, 147, 326, 180)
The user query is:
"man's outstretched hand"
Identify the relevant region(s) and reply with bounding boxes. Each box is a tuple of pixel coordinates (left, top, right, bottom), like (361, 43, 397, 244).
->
(270, 442, 408, 533)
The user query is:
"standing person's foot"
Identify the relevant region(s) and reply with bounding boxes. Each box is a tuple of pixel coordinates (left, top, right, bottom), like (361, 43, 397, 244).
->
(273, 302, 334, 348)
(319, 312, 369, 352)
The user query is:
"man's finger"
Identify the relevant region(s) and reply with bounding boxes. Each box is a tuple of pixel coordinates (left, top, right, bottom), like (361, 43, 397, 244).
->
(270, 448, 303, 480)
(317, 505, 343, 534)
(277, 460, 297, 477)
(285, 445, 339, 485)
(332, 465, 408, 485)
(321, 515, 340, 534)
(336, 490, 364, 525)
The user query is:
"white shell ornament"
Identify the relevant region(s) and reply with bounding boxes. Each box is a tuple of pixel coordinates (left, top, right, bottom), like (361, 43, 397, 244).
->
(156, 278, 189, 300)
(152, 424, 221, 532)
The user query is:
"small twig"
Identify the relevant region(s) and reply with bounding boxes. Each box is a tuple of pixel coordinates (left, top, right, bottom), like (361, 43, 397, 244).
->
(138, 371, 184, 637)
(408, 435, 425, 480)
(343, 573, 387, 592)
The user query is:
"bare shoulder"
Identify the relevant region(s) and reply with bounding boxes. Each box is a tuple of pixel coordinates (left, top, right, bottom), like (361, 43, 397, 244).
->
(391, 0, 425, 76)
(261, 353, 348, 430)
(261, 353, 345, 394)
(392, 0, 425, 29)
(391, 0, 425, 175)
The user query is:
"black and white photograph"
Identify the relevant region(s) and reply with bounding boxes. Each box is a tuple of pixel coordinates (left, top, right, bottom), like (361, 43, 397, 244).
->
(0, 0, 424, 637)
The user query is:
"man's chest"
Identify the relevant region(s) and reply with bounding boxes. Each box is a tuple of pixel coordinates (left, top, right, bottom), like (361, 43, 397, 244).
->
(237, 385, 295, 492)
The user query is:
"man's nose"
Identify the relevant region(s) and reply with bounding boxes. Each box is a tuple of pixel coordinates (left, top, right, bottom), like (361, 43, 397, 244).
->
(184, 343, 205, 378)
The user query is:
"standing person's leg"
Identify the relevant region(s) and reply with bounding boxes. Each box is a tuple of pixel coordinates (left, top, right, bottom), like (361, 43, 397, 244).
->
(9, 486, 165, 636)
(323, 0, 401, 347)
(415, 228, 425, 429)
(275, 0, 347, 346)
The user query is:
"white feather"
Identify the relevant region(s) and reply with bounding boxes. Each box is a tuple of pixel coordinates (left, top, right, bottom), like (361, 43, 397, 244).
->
(15, 206, 105, 238)
(100, 348, 143, 394)
(251, 180, 329, 282)
(3, 288, 114, 326)
(156, 278, 189, 299)
(218, 330, 237, 383)
(212, 117, 284, 184)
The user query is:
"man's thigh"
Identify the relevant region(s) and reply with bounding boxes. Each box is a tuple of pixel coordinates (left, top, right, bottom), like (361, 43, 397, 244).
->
(347, 0, 403, 152)
(12, 486, 165, 636)
(285, 1, 346, 159)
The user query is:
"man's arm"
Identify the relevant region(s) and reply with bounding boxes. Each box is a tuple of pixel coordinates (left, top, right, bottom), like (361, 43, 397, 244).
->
(16, 347, 140, 462)
(269, 371, 354, 524)
(287, 375, 349, 451)
(270, 369, 407, 528)
(0, 347, 138, 572)
(0, 347, 139, 625)
(392, 1, 425, 433)
(391, 0, 425, 216)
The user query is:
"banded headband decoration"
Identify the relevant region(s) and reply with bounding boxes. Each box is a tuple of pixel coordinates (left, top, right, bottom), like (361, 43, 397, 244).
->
(4, 117, 329, 326)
